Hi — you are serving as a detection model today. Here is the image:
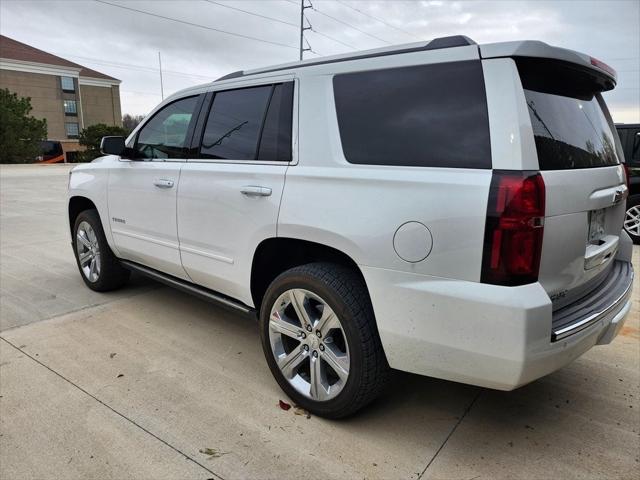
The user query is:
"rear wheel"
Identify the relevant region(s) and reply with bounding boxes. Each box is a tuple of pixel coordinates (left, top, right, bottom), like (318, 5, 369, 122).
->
(73, 209, 130, 291)
(624, 195, 640, 244)
(260, 262, 389, 418)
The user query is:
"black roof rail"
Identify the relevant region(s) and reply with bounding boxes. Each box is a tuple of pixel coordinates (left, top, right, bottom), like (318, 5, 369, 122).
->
(215, 70, 244, 81)
(425, 35, 476, 50)
(214, 35, 476, 82)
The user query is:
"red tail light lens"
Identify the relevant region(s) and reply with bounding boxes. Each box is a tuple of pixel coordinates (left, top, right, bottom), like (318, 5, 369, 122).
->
(481, 171, 545, 286)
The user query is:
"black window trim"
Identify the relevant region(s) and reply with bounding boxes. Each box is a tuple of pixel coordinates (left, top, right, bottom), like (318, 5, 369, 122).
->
(190, 80, 295, 164)
(128, 94, 203, 161)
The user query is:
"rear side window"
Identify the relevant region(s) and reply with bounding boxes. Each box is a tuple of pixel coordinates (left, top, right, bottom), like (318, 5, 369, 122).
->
(518, 58, 620, 170)
(258, 83, 294, 161)
(200, 82, 293, 161)
(333, 61, 491, 169)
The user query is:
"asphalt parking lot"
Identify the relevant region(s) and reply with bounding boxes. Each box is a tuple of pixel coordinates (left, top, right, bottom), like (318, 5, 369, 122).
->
(1, 163, 639, 480)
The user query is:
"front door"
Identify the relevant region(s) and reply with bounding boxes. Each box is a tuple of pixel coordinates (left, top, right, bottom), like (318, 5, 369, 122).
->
(108, 95, 200, 279)
(178, 81, 295, 305)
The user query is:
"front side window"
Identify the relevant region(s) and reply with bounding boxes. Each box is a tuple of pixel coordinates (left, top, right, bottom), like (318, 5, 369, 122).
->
(65, 122, 79, 138)
(63, 100, 77, 115)
(333, 61, 491, 169)
(61, 76, 75, 92)
(135, 96, 198, 159)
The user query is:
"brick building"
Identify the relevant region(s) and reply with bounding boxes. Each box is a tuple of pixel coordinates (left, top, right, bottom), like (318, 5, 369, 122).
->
(0, 35, 121, 160)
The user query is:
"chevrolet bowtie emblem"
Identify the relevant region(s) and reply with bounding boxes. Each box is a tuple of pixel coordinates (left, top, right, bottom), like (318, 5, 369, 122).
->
(613, 188, 625, 205)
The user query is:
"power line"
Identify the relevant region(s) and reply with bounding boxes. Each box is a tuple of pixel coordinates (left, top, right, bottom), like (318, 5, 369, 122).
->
(307, 27, 356, 50)
(94, 0, 298, 50)
(309, 5, 392, 45)
(203, 0, 298, 28)
(336, 0, 421, 41)
(49, 52, 214, 81)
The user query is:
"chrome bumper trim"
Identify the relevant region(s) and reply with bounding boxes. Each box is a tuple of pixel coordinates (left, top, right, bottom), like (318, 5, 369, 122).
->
(552, 268, 634, 342)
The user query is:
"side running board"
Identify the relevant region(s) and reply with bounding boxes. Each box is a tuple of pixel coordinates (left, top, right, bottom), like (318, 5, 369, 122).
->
(120, 260, 256, 316)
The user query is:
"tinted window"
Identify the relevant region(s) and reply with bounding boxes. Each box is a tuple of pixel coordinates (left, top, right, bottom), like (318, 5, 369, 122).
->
(631, 129, 640, 163)
(135, 96, 198, 159)
(333, 61, 491, 169)
(518, 59, 619, 170)
(258, 83, 294, 161)
(200, 86, 272, 160)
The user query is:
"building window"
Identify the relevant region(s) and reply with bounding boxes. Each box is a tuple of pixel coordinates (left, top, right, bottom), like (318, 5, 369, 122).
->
(63, 100, 77, 115)
(60, 76, 75, 92)
(65, 122, 79, 138)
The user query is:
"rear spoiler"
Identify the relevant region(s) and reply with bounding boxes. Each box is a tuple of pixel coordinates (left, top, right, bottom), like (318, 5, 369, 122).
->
(480, 41, 617, 91)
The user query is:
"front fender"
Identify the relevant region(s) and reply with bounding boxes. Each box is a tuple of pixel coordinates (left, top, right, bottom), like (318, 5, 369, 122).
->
(68, 161, 120, 256)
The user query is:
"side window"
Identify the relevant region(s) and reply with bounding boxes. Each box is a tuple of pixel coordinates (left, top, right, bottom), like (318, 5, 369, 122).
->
(199, 82, 294, 161)
(333, 61, 491, 169)
(258, 83, 294, 161)
(135, 96, 198, 159)
(632, 129, 640, 164)
(200, 86, 272, 160)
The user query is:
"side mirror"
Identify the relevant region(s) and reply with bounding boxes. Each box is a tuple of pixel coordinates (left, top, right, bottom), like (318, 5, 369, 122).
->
(100, 136, 126, 156)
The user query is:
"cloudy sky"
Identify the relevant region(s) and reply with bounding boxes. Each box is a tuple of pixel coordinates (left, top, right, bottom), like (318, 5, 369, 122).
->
(1, 0, 638, 121)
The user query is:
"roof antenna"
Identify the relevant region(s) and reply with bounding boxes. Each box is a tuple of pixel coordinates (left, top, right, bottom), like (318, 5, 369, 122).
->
(158, 51, 164, 100)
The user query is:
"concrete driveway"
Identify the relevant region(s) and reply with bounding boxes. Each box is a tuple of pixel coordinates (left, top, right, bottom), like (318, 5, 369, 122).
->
(1, 163, 638, 480)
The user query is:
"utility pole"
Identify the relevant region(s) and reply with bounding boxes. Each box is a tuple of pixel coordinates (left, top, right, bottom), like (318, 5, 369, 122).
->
(299, 0, 312, 61)
(158, 51, 164, 100)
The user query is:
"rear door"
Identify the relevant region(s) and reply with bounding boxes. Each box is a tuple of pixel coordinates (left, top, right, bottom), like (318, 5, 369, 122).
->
(516, 58, 627, 307)
(108, 95, 201, 280)
(178, 80, 295, 306)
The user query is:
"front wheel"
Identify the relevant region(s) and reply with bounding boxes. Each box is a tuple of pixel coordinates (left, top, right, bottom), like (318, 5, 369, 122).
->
(73, 209, 130, 291)
(624, 194, 640, 245)
(260, 262, 389, 419)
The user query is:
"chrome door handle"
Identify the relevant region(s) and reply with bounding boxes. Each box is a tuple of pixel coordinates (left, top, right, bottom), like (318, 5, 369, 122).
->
(153, 179, 174, 188)
(240, 186, 272, 197)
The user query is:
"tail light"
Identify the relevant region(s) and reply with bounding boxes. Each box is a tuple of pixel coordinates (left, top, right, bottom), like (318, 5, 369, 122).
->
(481, 170, 545, 286)
(623, 163, 630, 189)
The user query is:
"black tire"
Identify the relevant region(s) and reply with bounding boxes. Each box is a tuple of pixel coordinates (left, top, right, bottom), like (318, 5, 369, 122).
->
(624, 194, 640, 245)
(259, 262, 389, 419)
(73, 209, 130, 291)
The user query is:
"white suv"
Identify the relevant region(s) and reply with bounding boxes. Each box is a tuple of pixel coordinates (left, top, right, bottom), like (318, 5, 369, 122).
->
(68, 36, 634, 418)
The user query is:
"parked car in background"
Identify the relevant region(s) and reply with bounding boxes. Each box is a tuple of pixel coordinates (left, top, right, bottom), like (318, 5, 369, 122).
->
(36, 140, 64, 163)
(68, 36, 634, 418)
(616, 123, 640, 243)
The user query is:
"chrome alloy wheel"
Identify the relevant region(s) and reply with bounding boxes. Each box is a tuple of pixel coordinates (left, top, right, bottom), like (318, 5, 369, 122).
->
(624, 205, 640, 237)
(268, 289, 350, 401)
(76, 221, 101, 282)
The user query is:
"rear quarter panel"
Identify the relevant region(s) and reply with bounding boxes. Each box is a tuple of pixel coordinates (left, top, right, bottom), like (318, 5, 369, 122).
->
(278, 61, 491, 281)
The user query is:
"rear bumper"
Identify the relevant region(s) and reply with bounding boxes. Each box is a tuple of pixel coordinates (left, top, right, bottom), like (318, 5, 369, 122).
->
(362, 261, 633, 391)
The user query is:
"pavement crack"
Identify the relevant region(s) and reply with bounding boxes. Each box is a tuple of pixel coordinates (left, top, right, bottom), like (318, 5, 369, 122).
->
(0, 336, 225, 480)
(418, 389, 483, 479)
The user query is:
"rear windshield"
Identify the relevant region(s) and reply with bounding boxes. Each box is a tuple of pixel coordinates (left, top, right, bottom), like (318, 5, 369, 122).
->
(518, 59, 620, 170)
(333, 60, 491, 169)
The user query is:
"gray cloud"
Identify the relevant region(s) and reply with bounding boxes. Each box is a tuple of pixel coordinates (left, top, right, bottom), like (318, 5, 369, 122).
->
(1, 0, 638, 121)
